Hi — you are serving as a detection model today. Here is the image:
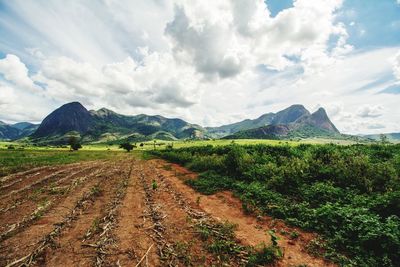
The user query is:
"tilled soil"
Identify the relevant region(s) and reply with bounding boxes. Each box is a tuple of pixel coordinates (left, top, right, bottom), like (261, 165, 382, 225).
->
(0, 155, 336, 267)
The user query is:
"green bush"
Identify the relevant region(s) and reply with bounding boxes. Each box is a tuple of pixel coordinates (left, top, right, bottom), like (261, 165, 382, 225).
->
(152, 143, 400, 266)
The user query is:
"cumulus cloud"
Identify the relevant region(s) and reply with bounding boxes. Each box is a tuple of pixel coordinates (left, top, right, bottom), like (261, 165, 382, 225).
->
(0, 54, 38, 92)
(31, 51, 200, 111)
(0, 0, 399, 134)
(393, 51, 400, 80)
(165, 0, 350, 78)
(0, 83, 16, 105)
(357, 105, 384, 118)
(165, 5, 245, 79)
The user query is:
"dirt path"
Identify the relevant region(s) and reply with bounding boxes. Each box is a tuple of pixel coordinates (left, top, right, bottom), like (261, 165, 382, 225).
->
(0, 155, 337, 267)
(104, 162, 159, 266)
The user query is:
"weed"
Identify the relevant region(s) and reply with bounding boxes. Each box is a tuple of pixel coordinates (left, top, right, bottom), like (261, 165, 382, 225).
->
(290, 230, 299, 240)
(90, 185, 102, 197)
(163, 164, 172, 171)
(246, 243, 279, 267)
(90, 218, 101, 235)
(152, 180, 158, 190)
(174, 241, 193, 266)
(196, 224, 211, 241)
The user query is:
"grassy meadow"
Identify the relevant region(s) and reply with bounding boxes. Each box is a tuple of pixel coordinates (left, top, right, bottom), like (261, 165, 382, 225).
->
(0, 141, 130, 177)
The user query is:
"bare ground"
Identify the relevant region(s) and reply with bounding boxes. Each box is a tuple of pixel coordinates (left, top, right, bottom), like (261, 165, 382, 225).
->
(0, 155, 336, 267)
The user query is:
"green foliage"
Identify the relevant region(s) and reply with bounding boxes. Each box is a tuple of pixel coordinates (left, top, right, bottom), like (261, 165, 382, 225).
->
(153, 143, 400, 266)
(152, 179, 158, 190)
(185, 171, 233, 195)
(119, 142, 135, 152)
(68, 136, 82, 151)
(247, 230, 283, 266)
(246, 244, 278, 266)
(195, 221, 245, 263)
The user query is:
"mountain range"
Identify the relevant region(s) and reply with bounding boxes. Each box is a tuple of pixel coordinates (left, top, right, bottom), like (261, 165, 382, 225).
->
(363, 133, 400, 142)
(206, 104, 339, 139)
(0, 121, 38, 140)
(30, 102, 205, 144)
(0, 101, 379, 144)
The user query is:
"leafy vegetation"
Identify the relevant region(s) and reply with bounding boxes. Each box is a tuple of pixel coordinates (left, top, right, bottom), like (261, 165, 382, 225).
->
(151, 143, 400, 266)
(119, 142, 135, 152)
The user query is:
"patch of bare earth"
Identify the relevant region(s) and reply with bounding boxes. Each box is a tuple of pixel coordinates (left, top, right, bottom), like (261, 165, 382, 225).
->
(36, 160, 133, 267)
(104, 161, 159, 266)
(0, 163, 103, 236)
(152, 159, 337, 267)
(0, 160, 124, 266)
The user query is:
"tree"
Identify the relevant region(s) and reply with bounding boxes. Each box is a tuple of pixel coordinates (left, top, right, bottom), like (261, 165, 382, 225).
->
(380, 134, 390, 145)
(68, 136, 82, 151)
(120, 142, 134, 152)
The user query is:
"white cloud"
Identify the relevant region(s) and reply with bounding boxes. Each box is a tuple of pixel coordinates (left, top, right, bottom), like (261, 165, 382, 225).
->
(0, 0, 398, 135)
(0, 54, 38, 92)
(31, 51, 201, 112)
(165, 4, 245, 79)
(393, 51, 400, 80)
(165, 0, 350, 78)
(356, 105, 384, 118)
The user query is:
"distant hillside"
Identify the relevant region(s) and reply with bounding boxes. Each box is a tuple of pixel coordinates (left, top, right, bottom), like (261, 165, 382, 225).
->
(31, 102, 206, 144)
(223, 107, 340, 140)
(210, 105, 338, 139)
(0, 121, 38, 140)
(5, 102, 343, 143)
(364, 133, 400, 142)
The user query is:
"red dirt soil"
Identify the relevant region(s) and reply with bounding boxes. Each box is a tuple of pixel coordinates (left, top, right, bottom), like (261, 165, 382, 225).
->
(0, 156, 337, 267)
(152, 159, 337, 267)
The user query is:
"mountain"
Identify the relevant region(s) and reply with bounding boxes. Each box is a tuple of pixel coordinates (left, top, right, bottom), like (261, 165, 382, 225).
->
(0, 121, 20, 140)
(31, 102, 206, 144)
(207, 104, 316, 138)
(32, 102, 94, 138)
(12, 122, 37, 130)
(364, 133, 400, 143)
(0, 121, 39, 140)
(271, 104, 310, 125)
(224, 107, 340, 140)
(206, 113, 275, 137)
(294, 107, 339, 133)
(6, 102, 340, 143)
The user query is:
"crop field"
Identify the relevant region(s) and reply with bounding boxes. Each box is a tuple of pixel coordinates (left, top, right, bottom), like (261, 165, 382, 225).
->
(0, 141, 398, 266)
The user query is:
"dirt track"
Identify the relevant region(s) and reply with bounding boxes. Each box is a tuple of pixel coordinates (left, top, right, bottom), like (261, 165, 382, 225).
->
(0, 155, 335, 267)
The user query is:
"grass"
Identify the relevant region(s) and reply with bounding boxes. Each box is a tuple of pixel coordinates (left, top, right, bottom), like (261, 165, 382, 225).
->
(0, 136, 359, 153)
(0, 149, 129, 177)
(137, 138, 358, 150)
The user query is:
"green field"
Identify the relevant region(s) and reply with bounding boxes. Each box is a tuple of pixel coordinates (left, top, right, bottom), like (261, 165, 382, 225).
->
(1, 138, 359, 151)
(0, 149, 128, 177)
(151, 143, 400, 267)
(0, 138, 372, 178)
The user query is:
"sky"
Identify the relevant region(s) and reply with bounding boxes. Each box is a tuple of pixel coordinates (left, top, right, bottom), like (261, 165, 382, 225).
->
(0, 0, 399, 135)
